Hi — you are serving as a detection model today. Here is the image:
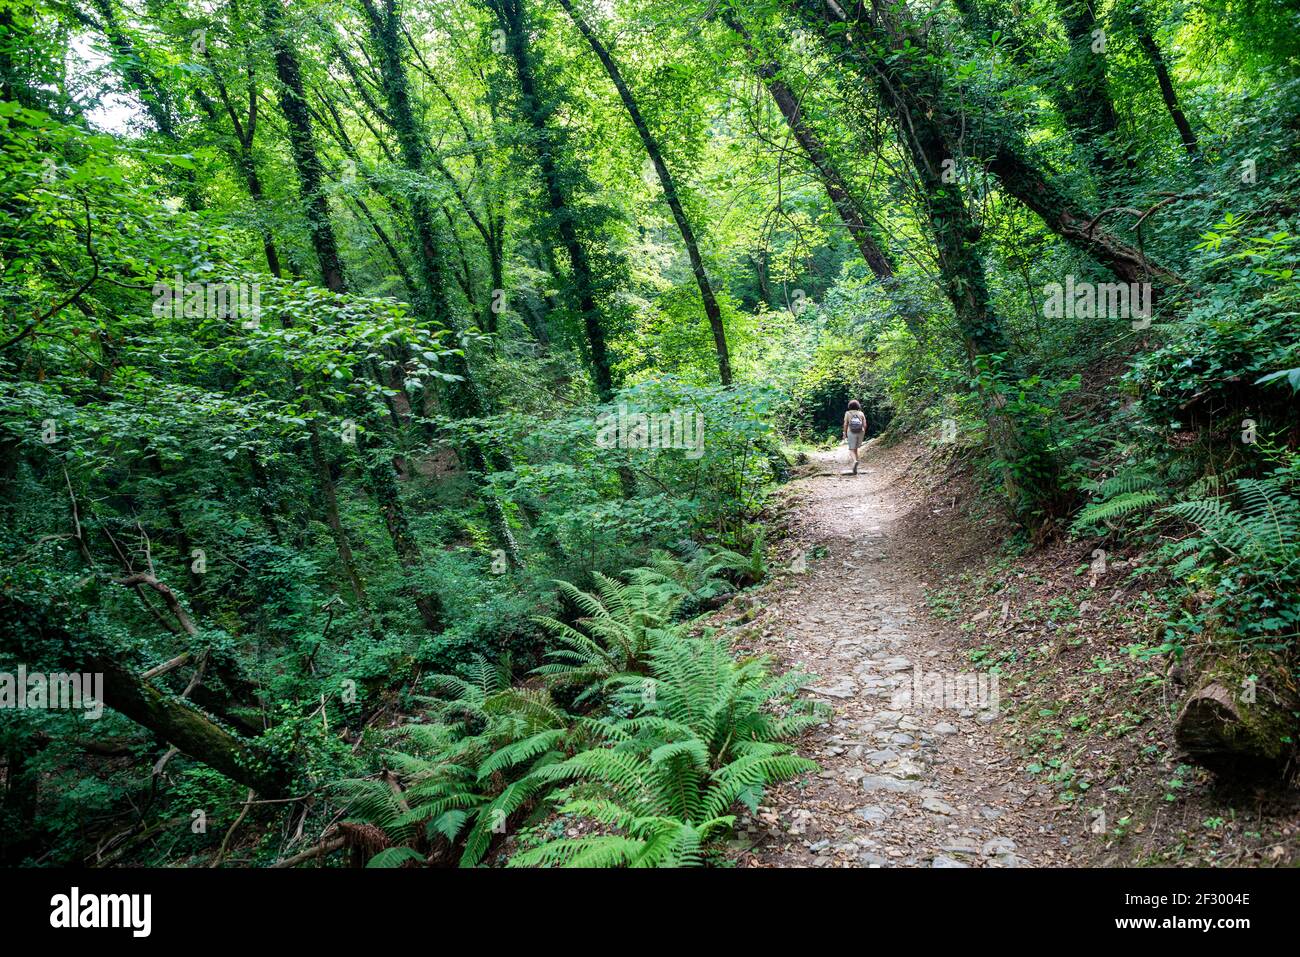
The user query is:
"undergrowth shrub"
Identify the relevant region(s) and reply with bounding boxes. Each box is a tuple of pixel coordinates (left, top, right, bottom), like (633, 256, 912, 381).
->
(334, 552, 824, 868)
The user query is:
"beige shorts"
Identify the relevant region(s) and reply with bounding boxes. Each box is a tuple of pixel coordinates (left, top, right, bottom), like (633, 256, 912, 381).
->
(847, 432, 863, 450)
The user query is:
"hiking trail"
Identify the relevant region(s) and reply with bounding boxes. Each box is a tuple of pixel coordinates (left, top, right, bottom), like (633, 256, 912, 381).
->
(715, 440, 1081, 868)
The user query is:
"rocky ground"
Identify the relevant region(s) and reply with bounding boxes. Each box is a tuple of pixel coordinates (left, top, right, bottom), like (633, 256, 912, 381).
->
(711, 440, 1079, 868)
(707, 435, 1300, 869)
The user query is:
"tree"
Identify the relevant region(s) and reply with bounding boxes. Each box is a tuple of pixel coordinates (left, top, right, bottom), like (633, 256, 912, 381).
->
(558, 0, 733, 385)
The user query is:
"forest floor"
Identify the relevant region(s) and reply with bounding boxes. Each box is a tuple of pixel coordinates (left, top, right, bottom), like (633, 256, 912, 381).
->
(708, 437, 1300, 868)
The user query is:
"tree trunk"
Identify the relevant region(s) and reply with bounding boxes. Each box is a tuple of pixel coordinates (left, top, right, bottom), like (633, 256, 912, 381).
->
(486, 222, 506, 335)
(952, 0, 1105, 176)
(805, 0, 1054, 514)
(982, 141, 1180, 285)
(918, 0, 1180, 285)
(305, 425, 370, 610)
(91, 653, 286, 794)
(489, 0, 616, 401)
(1054, 0, 1122, 173)
(364, 451, 445, 632)
(360, 0, 526, 567)
(360, 0, 448, 321)
(727, 13, 895, 282)
(559, 0, 732, 385)
(267, 0, 460, 613)
(347, 195, 418, 301)
(264, 0, 346, 292)
(237, 150, 284, 277)
(146, 455, 204, 607)
(0, 595, 286, 795)
(1175, 650, 1297, 774)
(762, 68, 896, 282)
(1132, 5, 1199, 156)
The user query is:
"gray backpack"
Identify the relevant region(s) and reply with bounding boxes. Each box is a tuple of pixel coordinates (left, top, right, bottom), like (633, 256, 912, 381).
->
(848, 412, 865, 434)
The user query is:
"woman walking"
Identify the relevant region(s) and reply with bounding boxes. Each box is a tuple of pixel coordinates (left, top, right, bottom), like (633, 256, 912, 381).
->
(842, 400, 867, 474)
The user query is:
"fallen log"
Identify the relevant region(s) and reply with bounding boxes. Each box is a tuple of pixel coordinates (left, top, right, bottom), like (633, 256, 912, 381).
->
(1175, 651, 1298, 774)
(1, 594, 288, 795)
(270, 836, 347, 869)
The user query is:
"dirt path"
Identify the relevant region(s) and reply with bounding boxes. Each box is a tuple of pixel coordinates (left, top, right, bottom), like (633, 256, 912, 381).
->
(721, 441, 1081, 867)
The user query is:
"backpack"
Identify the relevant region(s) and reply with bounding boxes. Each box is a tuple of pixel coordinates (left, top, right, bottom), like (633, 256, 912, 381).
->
(848, 411, 865, 434)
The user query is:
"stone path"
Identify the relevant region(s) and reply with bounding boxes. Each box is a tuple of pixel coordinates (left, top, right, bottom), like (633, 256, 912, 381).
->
(721, 443, 1078, 867)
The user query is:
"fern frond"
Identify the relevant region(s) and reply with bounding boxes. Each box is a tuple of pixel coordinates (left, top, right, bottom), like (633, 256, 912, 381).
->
(1072, 490, 1165, 531)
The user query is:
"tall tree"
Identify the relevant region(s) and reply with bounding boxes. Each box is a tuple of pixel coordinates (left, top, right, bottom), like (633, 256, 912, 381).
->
(1130, 3, 1199, 156)
(267, 5, 452, 631)
(795, 0, 1057, 513)
(84, 0, 202, 210)
(264, 0, 346, 291)
(261, 0, 372, 614)
(801, 1, 1176, 286)
(725, 12, 896, 282)
(486, 0, 619, 401)
(189, 23, 283, 276)
(558, 0, 733, 385)
(1054, 0, 1122, 173)
(266, 0, 457, 630)
(356, 0, 525, 565)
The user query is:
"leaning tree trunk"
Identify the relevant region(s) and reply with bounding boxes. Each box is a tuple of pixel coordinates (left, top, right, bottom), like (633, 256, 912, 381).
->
(726, 13, 896, 283)
(761, 66, 896, 282)
(982, 141, 1180, 286)
(0, 597, 287, 796)
(805, 0, 1177, 288)
(1131, 5, 1199, 156)
(559, 0, 732, 385)
(90, 654, 286, 794)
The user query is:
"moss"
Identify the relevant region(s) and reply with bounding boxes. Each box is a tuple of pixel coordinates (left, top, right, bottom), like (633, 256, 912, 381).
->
(1176, 646, 1298, 773)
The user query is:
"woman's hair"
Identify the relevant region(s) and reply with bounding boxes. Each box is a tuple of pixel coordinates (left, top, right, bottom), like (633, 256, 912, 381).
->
(847, 399, 862, 411)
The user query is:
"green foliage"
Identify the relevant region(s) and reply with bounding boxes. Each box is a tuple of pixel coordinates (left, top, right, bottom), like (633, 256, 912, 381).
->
(532, 573, 682, 700)
(4, 0, 1299, 868)
(1074, 491, 1167, 531)
(335, 553, 820, 868)
(629, 538, 763, 614)
(1166, 475, 1300, 571)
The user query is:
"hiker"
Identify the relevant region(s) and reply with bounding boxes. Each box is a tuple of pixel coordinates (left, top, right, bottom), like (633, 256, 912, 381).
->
(842, 400, 867, 474)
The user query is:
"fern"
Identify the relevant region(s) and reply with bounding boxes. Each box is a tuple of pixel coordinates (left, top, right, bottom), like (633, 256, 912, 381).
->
(628, 542, 762, 613)
(366, 846, 424, 868)
(532, 573, 684, 699)
(1166, 473, 1300, 570)
(1071, 490, 1166, 532)
(337, 557, 818, 870)
(1086, 467, 1161, 499)
(507, 630, 820, 868)
(1071, 457, 1190, 534)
